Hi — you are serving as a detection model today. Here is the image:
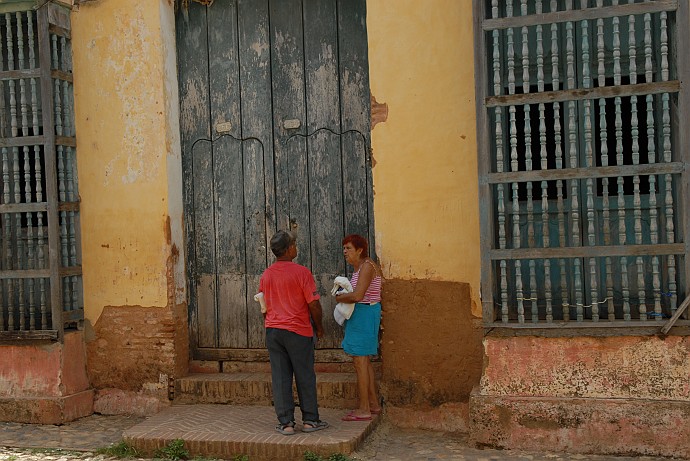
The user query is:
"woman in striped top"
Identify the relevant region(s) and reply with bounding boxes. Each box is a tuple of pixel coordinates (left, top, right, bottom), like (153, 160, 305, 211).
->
(335, 234, 382, 421)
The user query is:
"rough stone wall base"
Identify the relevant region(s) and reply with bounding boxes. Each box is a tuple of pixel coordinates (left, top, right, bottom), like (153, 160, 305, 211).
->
(386, 402, 469, 433)
(94, 388, 171, 417)
(0, 389, 94, 424)
(469, 389, 690, 458)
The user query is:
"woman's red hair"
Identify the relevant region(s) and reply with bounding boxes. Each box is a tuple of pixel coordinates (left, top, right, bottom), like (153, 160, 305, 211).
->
(342, 234, 369, 257)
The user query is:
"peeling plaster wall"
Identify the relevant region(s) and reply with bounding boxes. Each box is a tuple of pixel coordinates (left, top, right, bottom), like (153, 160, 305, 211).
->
(71, 0, 185, 318)
(366, 0, 481, 317)
(366, 0, 483, 421)
(481, 336, 690, 401)
(70, 0, 188, 402)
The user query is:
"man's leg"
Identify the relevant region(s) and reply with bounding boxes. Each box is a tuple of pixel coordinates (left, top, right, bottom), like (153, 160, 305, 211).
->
(285, 331, 319, 422)
(266, 328, 295, 425)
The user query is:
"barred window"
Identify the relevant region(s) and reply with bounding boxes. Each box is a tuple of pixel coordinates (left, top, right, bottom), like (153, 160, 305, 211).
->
(0, 2, 81, 340)
(475, 0, 689, 327)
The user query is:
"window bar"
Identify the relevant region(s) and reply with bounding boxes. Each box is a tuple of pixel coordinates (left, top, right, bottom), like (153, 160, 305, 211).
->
(612, 7, 631, 321)
(596, 5, 615, 321)
(491, 1, 509, 323)
(17, 14, 27, 133)
(566, 3, 583, 321)
(519, 0, 538, 323)
(61, 36, 71, 134)
(6, 14, 18, 138)
(626, 14, 647, 320)
(551, 0, 568, 321)
(641, 12, 662, 318)
(53, 87, 62, 140)
(38, 212, 47, 329)
(0, 18, 5, 139)
(3, 147, 14, 330)
(0, 19, 5, 330)
(62, 32, 79, 309)
(507, 4, 525, 324)
(492, 3, 507, 323)
(23, 118, 36, 331)
(16, 13, 30, 330)
(27, 11, 39, 328)
(53, 30, 69, 312)
(67, 147, 78, 308)
(536, 0, 553, 323)
(659, 11, 677, 314)
(580, 4, 599, 321)
(11, 143, 24, 329)
(58, 147, 70, 310)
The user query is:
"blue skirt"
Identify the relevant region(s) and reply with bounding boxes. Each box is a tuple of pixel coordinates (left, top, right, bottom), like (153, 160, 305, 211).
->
(342, 302, 381, 356)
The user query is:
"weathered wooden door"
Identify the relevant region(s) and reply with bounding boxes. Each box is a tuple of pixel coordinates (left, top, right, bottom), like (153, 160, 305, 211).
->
(176, 0, 372, 360)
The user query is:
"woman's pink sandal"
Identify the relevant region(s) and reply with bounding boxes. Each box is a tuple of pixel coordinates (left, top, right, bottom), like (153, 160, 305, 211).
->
(342, 413, 372, 421)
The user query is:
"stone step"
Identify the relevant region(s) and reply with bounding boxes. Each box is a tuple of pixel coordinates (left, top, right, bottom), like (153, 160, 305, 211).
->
(174, 372, 359, 410)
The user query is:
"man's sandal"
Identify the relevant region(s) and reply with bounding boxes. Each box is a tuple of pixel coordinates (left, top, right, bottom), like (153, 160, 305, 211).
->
(275, 421, 296, 435)
(302, 420, 329, 433)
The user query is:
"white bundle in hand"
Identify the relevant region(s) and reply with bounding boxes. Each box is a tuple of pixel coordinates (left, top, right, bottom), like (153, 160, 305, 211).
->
(254, 292, 267, 314)
(332, 276, 354, 326)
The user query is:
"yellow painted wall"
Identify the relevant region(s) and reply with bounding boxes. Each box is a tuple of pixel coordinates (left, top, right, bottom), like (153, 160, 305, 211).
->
(71, 0, 185, 322)
(367, 1, 481, 315)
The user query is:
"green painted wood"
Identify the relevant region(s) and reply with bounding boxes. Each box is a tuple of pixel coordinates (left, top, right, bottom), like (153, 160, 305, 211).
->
(271, 0, 311, 269)
(208, 0, 246, 348)
(338, 0, 372, 241)
(176, 3, 212, 349)
(238, 0, 273, 348)
(303, 0, 346, 347)
(179, 0, 372, 355)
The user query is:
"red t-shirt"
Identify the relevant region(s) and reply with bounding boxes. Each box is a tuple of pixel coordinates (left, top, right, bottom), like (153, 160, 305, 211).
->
(259, 260, 320, 337)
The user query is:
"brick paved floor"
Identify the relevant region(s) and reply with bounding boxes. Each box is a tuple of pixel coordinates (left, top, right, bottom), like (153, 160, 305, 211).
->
(122, 405, 377, 461)
(0, 409, 685, 460)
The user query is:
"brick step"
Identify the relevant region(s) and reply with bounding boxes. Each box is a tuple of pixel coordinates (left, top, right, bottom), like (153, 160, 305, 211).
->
(123, 404, 380, 461)
(174, 372, 359, 409)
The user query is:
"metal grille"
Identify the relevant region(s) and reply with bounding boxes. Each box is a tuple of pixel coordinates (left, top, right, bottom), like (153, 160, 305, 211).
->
(475, 0, 689, 326)
(0, 3, 81, 340)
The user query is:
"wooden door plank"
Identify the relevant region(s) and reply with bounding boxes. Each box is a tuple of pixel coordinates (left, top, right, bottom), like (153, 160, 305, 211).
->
(177, 3, 213, 349)
(208, 0, 247, 348)
(337, 0, 372, 241)
(238, 0, 273, 348)
(197, 274, 217, 348)
(246, 273, 265, 347)
(269, 0, 311, 266)
(304, 0, 345, 348)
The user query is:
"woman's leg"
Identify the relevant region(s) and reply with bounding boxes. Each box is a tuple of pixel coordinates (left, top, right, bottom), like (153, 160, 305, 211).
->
(367, 360, 381, 412)
(352, 355, 371, 416)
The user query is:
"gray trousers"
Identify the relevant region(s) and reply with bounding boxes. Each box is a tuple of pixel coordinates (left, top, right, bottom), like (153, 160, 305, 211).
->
(265, 328, 320, 424)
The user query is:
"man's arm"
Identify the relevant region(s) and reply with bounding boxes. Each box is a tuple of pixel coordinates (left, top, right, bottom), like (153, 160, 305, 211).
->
(308, 300, 324, 338)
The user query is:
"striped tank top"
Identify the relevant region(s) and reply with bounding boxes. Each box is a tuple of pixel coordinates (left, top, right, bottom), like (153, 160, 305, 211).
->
(350, 259, 382, 304)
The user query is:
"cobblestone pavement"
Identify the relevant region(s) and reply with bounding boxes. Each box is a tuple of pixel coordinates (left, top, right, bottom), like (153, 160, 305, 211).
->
(0, 415, 684, 461)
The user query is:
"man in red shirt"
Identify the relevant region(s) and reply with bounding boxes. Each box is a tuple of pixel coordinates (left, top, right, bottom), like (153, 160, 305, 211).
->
(260, 230, 329, 435)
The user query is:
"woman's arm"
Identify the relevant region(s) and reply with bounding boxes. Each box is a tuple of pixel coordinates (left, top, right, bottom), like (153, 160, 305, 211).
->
(336, 262, 375, 303)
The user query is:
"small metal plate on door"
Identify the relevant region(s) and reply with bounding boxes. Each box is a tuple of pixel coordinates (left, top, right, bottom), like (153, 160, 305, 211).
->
(215, 121, 232, 133)
(283, 119, 301, 129)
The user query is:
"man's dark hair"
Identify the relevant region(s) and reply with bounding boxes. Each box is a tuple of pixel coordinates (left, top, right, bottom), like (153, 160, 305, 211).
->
(270, 230, 295, 257)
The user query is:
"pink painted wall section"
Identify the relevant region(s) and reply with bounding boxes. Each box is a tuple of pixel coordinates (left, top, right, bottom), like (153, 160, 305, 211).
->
(62, 331, 91, 395)
(470, 392, 690, 458)
(481, 335, 690, 400)
(0, 331, 90, 398)
(0, 342, 62, 397)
